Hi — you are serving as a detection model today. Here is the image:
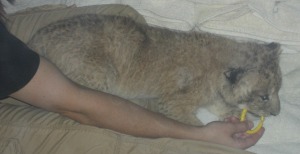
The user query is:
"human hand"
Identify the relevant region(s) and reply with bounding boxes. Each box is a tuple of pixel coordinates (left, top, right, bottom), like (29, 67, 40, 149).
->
(199, 116, 264, 149)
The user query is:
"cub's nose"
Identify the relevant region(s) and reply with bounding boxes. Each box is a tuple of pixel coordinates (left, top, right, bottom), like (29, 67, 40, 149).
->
(270, 106, 280, 116)
(270, 95, 280, 116)
(270, 110, 280, 116)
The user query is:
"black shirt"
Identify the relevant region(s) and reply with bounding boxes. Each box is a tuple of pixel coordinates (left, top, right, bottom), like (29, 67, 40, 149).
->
(0, 22, 40, 99)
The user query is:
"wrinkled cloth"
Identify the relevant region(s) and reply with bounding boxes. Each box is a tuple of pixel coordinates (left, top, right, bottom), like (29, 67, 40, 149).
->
(3, 0, 300, 48)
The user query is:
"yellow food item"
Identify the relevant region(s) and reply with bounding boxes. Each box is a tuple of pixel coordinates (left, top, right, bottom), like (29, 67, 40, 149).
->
(240, 109, 264, 134)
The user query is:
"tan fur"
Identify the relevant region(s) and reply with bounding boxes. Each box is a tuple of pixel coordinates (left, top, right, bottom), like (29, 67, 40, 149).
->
(28, 14, 282, 125)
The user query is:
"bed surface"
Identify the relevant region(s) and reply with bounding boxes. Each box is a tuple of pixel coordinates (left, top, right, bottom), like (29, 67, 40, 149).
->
(3, 0, 300, 154)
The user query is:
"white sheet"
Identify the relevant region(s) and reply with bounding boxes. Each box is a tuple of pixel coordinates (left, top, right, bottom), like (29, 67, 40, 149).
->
(3, 0, 300, 153)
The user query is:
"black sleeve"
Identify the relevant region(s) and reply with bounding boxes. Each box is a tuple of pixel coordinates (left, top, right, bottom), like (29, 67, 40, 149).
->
(0, 22, 40, 99)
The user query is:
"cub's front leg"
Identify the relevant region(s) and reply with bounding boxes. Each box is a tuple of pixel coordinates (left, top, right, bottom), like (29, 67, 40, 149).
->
(157, 97, 203, 126)
(207, 100, 242, 120)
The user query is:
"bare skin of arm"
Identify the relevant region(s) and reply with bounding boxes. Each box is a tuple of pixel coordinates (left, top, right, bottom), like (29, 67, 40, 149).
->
(10, 57, 264, 149)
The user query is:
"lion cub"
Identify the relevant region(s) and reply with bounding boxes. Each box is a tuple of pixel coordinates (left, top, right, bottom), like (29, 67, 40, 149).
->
(28, 14, 282, 125)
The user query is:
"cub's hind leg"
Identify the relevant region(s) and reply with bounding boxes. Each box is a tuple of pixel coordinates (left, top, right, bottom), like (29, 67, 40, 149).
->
(64, 52, 119, 94)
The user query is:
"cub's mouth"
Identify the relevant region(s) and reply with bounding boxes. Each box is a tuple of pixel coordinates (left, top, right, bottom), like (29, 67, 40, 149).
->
(238, 104, 269, 118)
(243, 108, 274, 120)
(248, 110, 265, 117)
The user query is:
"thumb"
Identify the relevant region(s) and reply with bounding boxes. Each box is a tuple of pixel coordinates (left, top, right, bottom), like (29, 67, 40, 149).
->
(233, 120, 254, 133)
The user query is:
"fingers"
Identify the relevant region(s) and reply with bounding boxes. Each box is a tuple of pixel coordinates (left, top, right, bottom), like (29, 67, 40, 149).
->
(224, 116, 240, 123)
(234, 120, 254, 133)
(225, 116, 264, 149)
(224, 116, 264, 149)
(225, 116, 254, 133)
(234, 127, 265, 149)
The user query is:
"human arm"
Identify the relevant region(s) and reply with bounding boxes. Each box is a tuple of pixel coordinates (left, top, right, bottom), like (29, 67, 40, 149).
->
(10, 57, 264, 149)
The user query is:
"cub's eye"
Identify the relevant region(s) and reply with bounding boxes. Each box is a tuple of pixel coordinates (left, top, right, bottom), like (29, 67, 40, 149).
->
(260, 95, 269, 102)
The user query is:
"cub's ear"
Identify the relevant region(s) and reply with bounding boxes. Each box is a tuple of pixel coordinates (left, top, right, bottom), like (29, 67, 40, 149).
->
(267, 42, 280, 50)
(224, 68, 245, 84)
(266, 42, 282, 56)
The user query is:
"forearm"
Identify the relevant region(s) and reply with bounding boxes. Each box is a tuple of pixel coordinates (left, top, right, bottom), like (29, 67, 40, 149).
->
(64, 86, 200, 140)
(10, 57, 199, 140)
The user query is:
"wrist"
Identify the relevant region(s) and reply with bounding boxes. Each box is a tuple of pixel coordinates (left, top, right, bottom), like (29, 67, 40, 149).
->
(166, 122, 206, 141)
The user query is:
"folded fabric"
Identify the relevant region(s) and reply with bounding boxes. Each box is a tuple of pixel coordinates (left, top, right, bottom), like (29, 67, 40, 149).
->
(4, 0, 300, 49)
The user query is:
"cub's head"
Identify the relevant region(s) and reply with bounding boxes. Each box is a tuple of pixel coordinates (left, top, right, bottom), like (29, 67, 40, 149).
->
(220, 42, 282, 117)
